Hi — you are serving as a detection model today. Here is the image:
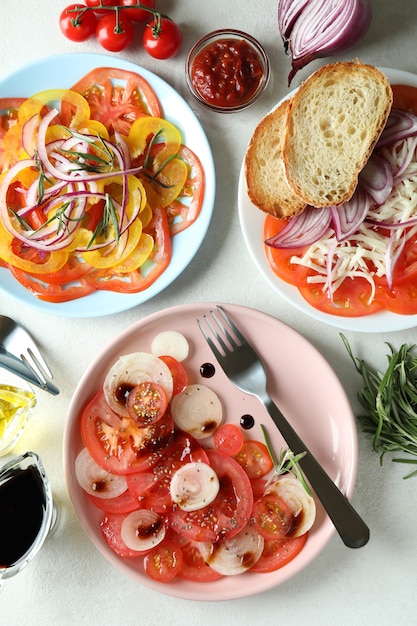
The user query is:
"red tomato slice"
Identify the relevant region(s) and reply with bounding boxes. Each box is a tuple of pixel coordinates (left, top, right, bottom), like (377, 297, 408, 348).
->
(392, 84, 417, 114)
(171, 533, 223, 582)
(126, 430, 209, 512)
(250, 534, 308, 573)
(70, 67, 162, 135)
(298, 279, 386, 317)
(126, 381, 168, 426)
(233, 440, 273, 480)
(213, 423, 244, 456)
(251, 494, 293, 540)
(169, 449, 254, 542)
(143, 538, 183, 582)
(158, 355, 188, 396)
(264, 216, 311, 287)
(101, 512, 152, 558)
(9, 266, 96, 303)
(87, 489, 140, 514)
(167, 145, 205, 236)
(80, 390, 174, 475)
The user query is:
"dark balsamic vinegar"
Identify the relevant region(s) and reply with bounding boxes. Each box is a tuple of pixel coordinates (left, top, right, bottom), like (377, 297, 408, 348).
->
(0, 466, 45, 567)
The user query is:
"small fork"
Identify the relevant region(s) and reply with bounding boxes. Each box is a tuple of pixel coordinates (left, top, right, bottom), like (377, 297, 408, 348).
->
(0, 315, 59, 395)
(198, 306, 369, 549)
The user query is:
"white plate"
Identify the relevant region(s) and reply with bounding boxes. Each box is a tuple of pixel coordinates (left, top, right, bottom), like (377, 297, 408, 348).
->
(0, 53, 215, 318)
(238, 67, 417, 333)
(64, 302, 358, 601)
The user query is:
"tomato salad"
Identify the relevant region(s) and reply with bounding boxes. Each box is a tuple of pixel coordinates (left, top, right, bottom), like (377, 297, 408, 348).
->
(74, 331, 315, 583)
(0, 68, 204, 303)
(264, 85, 417, 317)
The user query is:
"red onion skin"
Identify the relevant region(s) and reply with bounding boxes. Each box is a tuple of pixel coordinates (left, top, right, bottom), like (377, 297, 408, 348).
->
(278, 0, 372, 85)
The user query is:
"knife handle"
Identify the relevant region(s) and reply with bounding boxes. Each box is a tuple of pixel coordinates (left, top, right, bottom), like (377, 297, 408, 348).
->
(264, 396, 369, 549)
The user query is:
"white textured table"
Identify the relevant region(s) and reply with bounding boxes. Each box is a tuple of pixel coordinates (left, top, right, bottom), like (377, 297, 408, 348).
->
(1, 1, 416, 624)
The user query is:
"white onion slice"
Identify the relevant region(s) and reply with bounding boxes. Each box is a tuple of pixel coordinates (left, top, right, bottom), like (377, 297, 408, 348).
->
(151, 330, 189, 362)
(198, 525, 264, 575)
(103, 352, 174, 417)
(120, 509, 166, 552)
(170, 384, 222, 439)
(266, 474, 316, 537)
(170, 462, 219, 511)
(75, 447, 127, 499)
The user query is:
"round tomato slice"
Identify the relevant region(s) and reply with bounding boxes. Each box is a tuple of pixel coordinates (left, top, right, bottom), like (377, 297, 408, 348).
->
(87, 489, 140, 514)
(143, 538, 183, 582)
(126, 381, 168, 426)
(70, 67, 162, 135)
(9, 266, 96, 303)
(158, 355, 188, 396)
(171, 533, 223, 582)
(298, 278, 386, 317)
(250, 534, 308, 573)
(213, 423, 244, 456)
(251, 494, 293, 540)
(233, 440, 273, 480)
(264, 215, 311, 287)
(126, 430, 209, 513)
(169, 449, 254, 543)
(392, 84, 417, 115)
(80, 390, 174, 475)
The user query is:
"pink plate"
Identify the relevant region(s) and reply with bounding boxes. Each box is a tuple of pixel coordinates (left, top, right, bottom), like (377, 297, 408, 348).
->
(63, 302, 357, 601)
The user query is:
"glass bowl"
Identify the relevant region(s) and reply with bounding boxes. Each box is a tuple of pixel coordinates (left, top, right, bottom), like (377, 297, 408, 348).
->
(0, 371, 36, 456)
(186, 29, 270, 113)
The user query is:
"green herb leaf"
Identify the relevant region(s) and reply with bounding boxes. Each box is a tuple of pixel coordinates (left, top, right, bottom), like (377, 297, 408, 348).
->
(341, 333, 417, 478)
(260, 424, 311, 494)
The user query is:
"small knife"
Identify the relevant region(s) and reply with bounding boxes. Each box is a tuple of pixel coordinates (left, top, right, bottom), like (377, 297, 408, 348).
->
(0, 349, 59, 395)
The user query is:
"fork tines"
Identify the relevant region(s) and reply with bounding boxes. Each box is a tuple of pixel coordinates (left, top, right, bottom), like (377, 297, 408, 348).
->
(20, 347, 53, 388)
(197, 306, 243, 357)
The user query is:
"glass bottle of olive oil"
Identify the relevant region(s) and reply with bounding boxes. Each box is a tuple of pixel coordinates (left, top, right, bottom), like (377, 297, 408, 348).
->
(0, 384, 36, 456)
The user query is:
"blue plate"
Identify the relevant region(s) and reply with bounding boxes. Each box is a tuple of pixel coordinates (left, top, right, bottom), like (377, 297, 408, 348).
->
(0, 53, 215, 317)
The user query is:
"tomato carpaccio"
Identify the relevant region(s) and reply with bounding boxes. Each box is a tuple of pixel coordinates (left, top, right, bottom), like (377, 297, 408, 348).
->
(76, 334, 313, 584)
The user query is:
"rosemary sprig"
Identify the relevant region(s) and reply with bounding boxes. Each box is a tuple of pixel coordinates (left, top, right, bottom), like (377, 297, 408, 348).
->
(260, 424, 311, 495)
(87, 193, 119, 249)
(341, 333, 417, 479)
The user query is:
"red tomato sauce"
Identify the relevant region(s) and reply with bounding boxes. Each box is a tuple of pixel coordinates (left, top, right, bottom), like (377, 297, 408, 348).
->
(191, 39, 264, 108)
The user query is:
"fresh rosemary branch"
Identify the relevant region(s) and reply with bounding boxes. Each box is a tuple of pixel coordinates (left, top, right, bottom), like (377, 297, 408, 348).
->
(341, 334, 417, 479)
(260, 424, 311, 494)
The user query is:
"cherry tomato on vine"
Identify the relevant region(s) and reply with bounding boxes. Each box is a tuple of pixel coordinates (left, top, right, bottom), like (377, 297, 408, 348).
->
(60, 4, 98, 42)
(143, 17, 182, 59)
(120, 0, 156, 22)
(85, 0, 114, 10)
(96, 12, 134, 52)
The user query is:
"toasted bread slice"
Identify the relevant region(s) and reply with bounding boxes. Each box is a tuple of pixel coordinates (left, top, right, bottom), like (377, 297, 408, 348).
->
(282, 61, 393, 207)
(244, 100, 307, 219)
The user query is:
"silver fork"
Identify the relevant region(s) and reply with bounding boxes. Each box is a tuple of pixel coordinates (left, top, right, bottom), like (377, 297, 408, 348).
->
(197, 306, 369, 549)
(0, 315, 59, 395)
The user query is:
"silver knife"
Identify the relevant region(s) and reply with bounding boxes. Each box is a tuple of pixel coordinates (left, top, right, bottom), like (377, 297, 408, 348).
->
(0, 348, 59, 395)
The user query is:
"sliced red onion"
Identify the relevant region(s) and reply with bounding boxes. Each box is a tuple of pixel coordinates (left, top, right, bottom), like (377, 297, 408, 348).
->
(376, 108, 417, 148)
(358, 153, 393, 206)
(265, 205, 332, 249)
(330, 187, 370, 241)
(278, 0, 372, 85)
(21, 114, 40, 157)
(392, 135, 417, 181)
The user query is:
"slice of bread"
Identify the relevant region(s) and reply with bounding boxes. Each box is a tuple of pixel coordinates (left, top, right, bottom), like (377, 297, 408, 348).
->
(244, 100, 307, 219)
(282, 61, 393, 207)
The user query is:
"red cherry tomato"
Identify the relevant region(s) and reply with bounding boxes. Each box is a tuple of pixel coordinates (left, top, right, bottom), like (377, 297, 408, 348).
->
(213, 423, 244, 456)
(120, 0, 156, 22)
(96, 12, 134, 52)
(59, 3, 98, 42)
(143, 17, 182, 60)
(84, 0, 114, 11)
(143, 538, 183, 582)
(126, 381, 168, 426)
(233, 440, 274, 479)
(251, 494, 293, 540)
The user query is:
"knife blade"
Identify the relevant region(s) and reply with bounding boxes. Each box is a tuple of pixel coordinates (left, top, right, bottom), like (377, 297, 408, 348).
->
(0, 348, 59, 395)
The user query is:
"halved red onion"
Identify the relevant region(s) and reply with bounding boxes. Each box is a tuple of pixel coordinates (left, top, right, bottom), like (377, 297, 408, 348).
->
(265, 205, 332, 249)
(358, 153, 393, 206)
(330, 187, 370, 241)
(278, 0, 372, 85)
